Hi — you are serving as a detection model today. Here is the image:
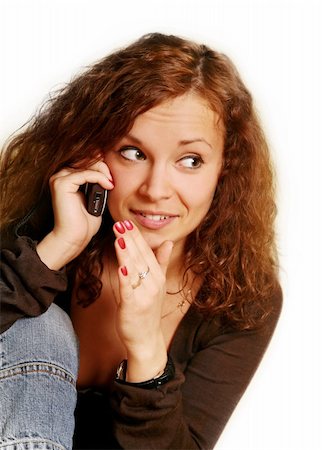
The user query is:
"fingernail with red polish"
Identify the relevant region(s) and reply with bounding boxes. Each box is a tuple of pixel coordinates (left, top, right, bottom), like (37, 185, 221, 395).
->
(121, 266, 128, 276)
(123, 220, 133, 230)
(118, 238, 126, 249)
(115, 222, 125, 234)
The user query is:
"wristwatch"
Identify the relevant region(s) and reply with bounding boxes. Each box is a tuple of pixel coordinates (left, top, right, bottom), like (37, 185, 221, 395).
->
(115, 355, 175, 389)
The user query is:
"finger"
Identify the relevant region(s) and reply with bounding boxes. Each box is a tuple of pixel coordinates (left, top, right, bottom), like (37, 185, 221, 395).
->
(87, 160, 114, 183)
(112, 221, 150, 269)
(49, 168, 75, 181)
(117, 265, 133, 303)
(51, 161, 113, 186)
(70, 156, 114, 181)
(154, 240, 174, 276)
(113, 220, 159, 272)
(114, 236, 147, 290)
(50, 169, 113, 195)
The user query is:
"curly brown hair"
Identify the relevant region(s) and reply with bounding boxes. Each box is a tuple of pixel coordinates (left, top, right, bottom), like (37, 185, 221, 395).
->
(0, 33, 279, 330)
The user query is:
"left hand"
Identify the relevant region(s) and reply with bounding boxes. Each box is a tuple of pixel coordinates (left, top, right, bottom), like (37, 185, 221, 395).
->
(113, 220, 173, 381)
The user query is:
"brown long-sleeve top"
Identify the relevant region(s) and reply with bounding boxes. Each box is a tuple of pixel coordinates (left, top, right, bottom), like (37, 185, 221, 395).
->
(0, 237, 282, 449)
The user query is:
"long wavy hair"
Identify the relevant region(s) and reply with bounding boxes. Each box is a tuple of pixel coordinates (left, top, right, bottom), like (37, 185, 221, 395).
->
(0, 33, 279, 330)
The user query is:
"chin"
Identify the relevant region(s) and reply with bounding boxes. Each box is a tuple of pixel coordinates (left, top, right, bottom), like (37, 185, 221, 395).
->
(137, 229, 170, 250)
(142, 234, 165, 251)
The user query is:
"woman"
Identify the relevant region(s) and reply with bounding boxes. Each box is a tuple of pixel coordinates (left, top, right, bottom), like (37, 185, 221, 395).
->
(0, 33, 282, 449)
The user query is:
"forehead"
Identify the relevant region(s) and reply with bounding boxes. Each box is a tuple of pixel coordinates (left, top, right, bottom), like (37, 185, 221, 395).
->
(129, 93, 223, 147)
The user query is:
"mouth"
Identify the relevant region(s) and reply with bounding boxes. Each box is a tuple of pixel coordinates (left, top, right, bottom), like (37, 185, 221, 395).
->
(131, 209, 178, 229)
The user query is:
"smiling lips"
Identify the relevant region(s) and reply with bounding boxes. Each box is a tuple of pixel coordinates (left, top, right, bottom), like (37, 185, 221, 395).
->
(131, 210, 178, 229)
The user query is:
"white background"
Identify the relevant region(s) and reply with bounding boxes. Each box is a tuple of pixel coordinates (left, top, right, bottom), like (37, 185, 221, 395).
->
(1, 1, 321, 449)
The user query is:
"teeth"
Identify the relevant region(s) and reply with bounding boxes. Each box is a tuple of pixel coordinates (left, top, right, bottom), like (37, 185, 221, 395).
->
(141, 213, 170, 221)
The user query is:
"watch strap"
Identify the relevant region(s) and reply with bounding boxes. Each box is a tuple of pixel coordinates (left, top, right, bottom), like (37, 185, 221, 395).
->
(115, 355, 175, 389)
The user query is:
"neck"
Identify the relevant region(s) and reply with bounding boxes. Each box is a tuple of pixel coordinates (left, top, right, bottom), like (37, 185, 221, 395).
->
(163, 240, 189, 292)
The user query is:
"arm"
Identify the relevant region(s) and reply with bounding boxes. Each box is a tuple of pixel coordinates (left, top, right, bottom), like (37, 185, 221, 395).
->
(1, 161, 114, 334)
(0, 236, 68, 334)
(110, 286, 282, 450)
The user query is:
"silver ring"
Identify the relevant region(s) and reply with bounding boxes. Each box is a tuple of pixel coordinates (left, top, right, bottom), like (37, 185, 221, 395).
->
(138, 266, 150, 280)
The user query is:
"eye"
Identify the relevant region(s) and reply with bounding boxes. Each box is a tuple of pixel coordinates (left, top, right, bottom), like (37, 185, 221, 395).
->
(120, 146, 146, 161)
(178, 155, 204, 169)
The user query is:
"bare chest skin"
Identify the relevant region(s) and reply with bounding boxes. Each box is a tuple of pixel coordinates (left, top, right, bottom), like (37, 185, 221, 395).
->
(70, 262, 191, 391)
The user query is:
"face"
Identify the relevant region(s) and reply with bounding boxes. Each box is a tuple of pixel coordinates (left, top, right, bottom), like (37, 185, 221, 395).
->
(104, 93, 224, 256)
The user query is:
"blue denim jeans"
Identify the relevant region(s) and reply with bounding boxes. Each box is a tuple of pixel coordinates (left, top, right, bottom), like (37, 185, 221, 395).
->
(0, 304, 79, 450)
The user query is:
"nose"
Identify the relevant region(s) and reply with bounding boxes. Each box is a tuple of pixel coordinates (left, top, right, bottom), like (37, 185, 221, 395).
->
(138, 163, 173, 201)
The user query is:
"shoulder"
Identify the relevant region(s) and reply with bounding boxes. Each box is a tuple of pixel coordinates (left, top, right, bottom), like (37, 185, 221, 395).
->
(254, 281, 283, 340)
(190, 282, 283, 350)
(266, 281, 283, 327)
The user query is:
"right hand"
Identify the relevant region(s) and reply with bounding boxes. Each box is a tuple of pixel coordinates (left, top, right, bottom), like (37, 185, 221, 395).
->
(37, 161, 114, 270)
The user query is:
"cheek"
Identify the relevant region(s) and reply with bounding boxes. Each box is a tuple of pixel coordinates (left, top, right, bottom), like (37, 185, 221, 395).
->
(187, 180, 217, 213)
(193, 194, 214, 217)
(107, 159, 140, 191)
(106, 174, 137, 218)
(107, 185, 124, 210)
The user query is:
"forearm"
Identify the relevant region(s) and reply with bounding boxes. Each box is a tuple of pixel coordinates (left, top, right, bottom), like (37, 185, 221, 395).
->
(111, 287, 282, 450)
(112, 365, 200, 450)
(36, 231, 83, 271)
(0, 236, 68, 334)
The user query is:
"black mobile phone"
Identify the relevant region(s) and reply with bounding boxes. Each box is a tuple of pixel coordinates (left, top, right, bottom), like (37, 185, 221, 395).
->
(84, 183, 108, 216)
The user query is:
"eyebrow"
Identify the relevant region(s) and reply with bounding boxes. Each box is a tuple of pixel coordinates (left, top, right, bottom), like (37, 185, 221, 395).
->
(179, 138, 213, 150)
(124, 134, 213, 150)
